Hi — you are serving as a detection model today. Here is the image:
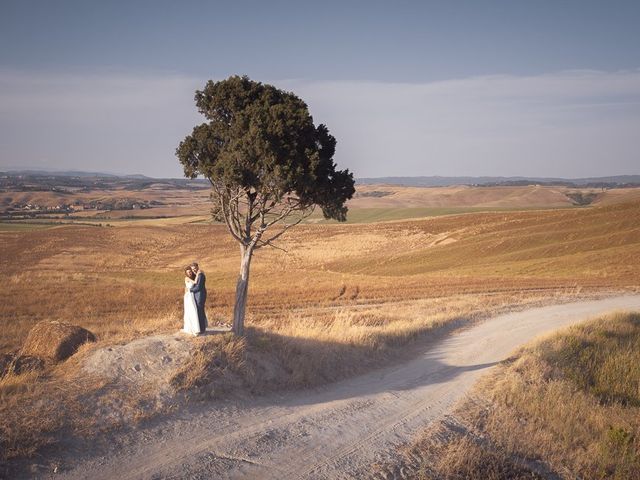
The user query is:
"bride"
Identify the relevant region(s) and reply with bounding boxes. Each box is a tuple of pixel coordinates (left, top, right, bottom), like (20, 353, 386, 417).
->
(182, 266, 201, 335)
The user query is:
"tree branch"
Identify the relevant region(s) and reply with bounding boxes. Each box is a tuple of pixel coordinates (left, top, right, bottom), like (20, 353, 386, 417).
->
(255, 239, 289, 253)
(210, 180, 244, 244)
(254, 206, 314, 250)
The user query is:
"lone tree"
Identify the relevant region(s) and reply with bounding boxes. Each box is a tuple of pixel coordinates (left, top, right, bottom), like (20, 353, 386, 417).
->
(177, 76, 355, 336)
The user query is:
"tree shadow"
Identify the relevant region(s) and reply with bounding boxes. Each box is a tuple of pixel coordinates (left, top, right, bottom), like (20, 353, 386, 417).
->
(224, 326, 500, 409)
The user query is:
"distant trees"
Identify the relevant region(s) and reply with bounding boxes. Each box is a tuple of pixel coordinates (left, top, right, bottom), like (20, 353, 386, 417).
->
(176, 76, 355, 335)
(75, 198, 150, 210)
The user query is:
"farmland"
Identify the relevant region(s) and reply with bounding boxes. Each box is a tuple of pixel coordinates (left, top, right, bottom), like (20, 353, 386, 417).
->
(3, 172, 640, 226)
(1, 189, 639, 353)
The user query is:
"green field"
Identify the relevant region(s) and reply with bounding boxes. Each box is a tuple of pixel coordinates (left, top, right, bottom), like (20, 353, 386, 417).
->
(308, 205, 574, 224)
(0, 222, 61, 232)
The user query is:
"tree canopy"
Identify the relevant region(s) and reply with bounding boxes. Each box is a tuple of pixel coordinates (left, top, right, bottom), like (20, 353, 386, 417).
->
(177, 75, 354, 226)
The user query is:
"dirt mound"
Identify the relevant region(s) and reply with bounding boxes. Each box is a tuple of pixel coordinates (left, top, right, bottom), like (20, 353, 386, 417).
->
(21, 320, 96, 363)
(81, 334, 197, 395)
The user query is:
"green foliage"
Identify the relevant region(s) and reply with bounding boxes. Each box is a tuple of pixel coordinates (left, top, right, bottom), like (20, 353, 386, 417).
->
(606, 426, 634, 450)
(176, 75, 354, 222)
(566, 191, 598, 206)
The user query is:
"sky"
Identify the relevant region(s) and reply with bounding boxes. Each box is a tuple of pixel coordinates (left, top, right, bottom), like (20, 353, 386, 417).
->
(1, 0, 639, 178)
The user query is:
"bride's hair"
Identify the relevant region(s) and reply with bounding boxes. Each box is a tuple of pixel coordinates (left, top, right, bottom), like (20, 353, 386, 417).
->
(184, 267, 196, 280)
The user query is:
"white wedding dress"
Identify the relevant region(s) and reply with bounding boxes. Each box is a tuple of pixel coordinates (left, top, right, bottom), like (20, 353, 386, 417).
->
(182, 278, 200, 335)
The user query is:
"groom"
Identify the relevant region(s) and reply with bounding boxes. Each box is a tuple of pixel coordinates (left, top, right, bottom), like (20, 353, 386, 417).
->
(189, 262, 208, 333)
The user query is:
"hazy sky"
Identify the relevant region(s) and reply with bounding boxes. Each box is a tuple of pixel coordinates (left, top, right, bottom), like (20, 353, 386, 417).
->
(1, 1, 639, 178)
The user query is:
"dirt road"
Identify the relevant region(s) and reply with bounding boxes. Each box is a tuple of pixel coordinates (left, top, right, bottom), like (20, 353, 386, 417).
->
(48, 295, 640, 479)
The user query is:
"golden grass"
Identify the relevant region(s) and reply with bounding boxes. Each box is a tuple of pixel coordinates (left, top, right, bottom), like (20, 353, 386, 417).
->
(386, 311, 640, 479)
(171, 292, 587, 399)
(0, 292, 577, 466)
(1, 198, 633, 353)
(0, 370, 63, 460)
(0, 199, 639, 467)
(316, 184, 640, 212)
(170, 333, 246, 394)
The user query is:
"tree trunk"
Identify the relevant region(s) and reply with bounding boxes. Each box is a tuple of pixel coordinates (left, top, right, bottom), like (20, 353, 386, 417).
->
(232, 246, 253, 336)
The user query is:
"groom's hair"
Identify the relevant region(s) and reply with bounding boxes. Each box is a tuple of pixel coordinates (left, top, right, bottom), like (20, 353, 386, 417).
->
(190, 262, 199, 269)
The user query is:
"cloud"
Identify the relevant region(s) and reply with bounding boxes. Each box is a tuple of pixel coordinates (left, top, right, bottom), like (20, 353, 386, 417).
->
(0, 69, 202, 176)
(1, 69, 639, 177)
(281, 70, 640, 177)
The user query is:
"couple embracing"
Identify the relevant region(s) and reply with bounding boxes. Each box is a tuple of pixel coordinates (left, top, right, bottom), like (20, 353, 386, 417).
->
(182, 262, 208, 335)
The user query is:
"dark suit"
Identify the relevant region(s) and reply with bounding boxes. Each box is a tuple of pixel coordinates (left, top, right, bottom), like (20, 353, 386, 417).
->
(190, 272, 208, 332)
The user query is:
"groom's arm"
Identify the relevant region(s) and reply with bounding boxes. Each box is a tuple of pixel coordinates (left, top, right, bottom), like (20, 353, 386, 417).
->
(190, 273, 204, 293)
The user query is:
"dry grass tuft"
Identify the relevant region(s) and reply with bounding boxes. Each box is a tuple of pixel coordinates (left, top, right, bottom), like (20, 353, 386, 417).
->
(21, 320, 96, 363)
(170, 333, 246, 395)
(0, 370, 63, 461)
(435, 438, 543, 480)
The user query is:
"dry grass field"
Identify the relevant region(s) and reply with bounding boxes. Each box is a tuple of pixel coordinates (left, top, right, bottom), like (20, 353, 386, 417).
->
(0, 190, 639, 466)
(1, 197, 639, 353)
(387, 311, 640, 479)
(351, 184, 590, 208)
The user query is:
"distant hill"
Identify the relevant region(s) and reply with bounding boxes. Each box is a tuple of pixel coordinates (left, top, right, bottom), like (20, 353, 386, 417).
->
(2, 169, 157, 180)
(1, 169, 208, 185)
(2, 169, 120, 178)
(4, 170, 639, 188)
(356, 175, 640, 187)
